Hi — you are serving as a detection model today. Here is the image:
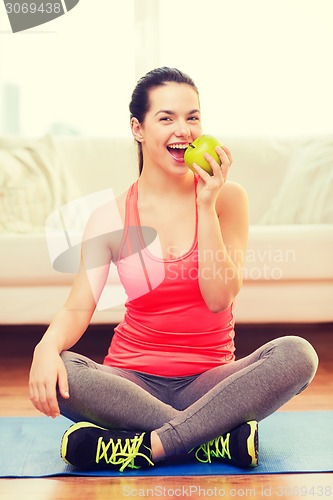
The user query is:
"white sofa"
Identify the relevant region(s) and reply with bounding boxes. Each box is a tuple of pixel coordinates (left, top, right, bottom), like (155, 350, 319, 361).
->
(1, 134, 332, 325)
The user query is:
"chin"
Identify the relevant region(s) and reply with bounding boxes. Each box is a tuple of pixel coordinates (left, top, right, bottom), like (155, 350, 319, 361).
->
(173, 164, 192, 177)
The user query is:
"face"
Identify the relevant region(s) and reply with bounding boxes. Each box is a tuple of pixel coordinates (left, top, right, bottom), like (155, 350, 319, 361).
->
(132, 82, 202, 175)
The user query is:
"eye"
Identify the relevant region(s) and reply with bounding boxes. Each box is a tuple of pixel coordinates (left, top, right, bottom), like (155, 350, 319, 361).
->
(188, 116, 200, 122)
(159, 116, 172, 122)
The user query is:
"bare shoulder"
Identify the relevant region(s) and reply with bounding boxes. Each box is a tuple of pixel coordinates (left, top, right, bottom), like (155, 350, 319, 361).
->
(76, 186, 132, 265)
(87, 188, 128, 227)
(216, 181, 248, 217)
(82, 187, 130, 252)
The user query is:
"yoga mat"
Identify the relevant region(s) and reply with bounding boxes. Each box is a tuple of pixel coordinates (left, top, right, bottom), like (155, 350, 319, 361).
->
(0, 411, 332, 477)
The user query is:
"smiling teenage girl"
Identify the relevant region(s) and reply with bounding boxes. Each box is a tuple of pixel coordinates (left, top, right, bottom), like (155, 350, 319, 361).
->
(29, 67, 318, 472)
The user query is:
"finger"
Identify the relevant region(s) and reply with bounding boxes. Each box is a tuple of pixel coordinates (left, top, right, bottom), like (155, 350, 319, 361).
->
(192, 162, 213, 180)
(215, 147, 231, 181)
(38, 382, 57, 417)
(29, 380, 49, 415)
(33, 383, 51, 416)
(29, 379, 36, 403)
(58, 365, 70, 400)
(203, 152, 224, 179)
(221, 145, 233, 165)
(29, 383, 43, 414)
(45, 382, 61, 418)
(215, 146, 231, 167)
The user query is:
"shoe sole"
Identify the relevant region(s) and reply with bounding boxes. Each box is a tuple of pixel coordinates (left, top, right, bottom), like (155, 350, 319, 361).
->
(61, 421, 107, 465)
(246, 420, 258, 467)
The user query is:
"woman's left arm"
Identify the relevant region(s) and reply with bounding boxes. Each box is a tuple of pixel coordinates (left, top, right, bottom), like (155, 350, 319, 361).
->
(193, 147, 249, 312)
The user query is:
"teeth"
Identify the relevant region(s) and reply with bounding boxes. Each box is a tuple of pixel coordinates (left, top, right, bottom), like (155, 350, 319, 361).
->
(168, 144, 189, 149)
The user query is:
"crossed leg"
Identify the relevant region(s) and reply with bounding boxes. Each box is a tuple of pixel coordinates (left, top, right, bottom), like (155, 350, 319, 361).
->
(59, 335, 318, 462)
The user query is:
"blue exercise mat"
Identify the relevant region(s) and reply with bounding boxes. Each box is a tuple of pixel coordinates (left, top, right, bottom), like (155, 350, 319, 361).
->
(0, 411, 332, 477)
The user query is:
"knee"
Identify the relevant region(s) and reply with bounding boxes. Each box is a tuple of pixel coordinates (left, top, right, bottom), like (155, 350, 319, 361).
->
(60, 351, 85, 374)
(60, 350, 75, 370)
(279, 335, 319, 383)
(60, 351, 97, 375)
(60, 350, 71, 363)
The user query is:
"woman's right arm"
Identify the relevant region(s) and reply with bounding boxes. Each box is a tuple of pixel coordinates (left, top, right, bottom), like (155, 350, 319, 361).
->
(29, 225, 112, 418)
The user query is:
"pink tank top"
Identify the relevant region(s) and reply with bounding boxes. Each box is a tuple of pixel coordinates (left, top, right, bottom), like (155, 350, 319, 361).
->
(103, 177, 235, 376)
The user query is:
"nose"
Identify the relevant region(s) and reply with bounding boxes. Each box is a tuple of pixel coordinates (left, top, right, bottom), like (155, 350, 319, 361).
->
(175, 119, 191, 138)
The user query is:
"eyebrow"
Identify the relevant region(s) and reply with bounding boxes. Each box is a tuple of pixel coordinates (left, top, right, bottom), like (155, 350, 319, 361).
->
(154, 109, 200, 117)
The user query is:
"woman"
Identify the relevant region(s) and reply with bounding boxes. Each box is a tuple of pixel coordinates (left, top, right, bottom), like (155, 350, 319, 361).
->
(29, 67, 318, 472)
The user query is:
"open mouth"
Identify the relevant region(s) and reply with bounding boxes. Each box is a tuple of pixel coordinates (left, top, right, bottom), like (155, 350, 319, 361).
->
(167, 143, 189, 162)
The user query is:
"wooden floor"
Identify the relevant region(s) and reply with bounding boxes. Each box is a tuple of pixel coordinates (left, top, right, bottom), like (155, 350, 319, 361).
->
(0, 323, 332, 499)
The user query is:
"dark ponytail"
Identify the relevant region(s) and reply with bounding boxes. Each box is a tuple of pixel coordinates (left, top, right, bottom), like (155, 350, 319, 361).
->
(129, 67, 198, 175)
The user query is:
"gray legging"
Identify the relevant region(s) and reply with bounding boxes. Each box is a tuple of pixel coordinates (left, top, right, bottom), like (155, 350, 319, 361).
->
(59, 335, 318, 458)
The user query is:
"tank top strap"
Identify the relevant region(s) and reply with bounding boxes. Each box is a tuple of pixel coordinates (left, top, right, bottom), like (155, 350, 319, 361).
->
(126, 180, 139, 224)
(118, 180, 140, 261)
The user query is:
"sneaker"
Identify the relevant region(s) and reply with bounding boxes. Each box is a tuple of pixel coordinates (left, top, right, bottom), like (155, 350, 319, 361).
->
(61, 422, 154, 472)
(193, 420, 258, 468)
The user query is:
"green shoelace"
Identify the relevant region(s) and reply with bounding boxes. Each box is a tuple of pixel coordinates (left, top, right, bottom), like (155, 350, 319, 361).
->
(195, 433, 231, 463)
(95, 434, 154, 472)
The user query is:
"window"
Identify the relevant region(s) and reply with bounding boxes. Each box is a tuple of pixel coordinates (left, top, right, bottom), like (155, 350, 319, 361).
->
(0, 0, 136, 136)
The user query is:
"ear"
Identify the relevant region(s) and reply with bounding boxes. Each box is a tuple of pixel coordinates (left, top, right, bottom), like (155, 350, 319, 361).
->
(131, 117, 144, 143)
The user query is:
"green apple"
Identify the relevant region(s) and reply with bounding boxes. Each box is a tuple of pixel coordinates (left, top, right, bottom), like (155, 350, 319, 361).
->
(184, 135, 223, 175)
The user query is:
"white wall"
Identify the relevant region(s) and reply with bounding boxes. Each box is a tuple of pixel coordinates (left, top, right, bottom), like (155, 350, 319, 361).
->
(0, 0, 332, 137)
(158, 0, 333, 137)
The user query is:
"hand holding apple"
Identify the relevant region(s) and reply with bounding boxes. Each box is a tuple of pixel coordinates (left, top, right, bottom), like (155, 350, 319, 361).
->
(184, 135, 223, 175)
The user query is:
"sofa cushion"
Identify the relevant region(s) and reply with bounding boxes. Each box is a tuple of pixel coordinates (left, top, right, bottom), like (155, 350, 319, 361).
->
(0, 234, 73, 285)
(244, 224, 333, 281)
(260, 137, 333, 224)
(0, 135, 78, 233)
(54, 136, 138, 198)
